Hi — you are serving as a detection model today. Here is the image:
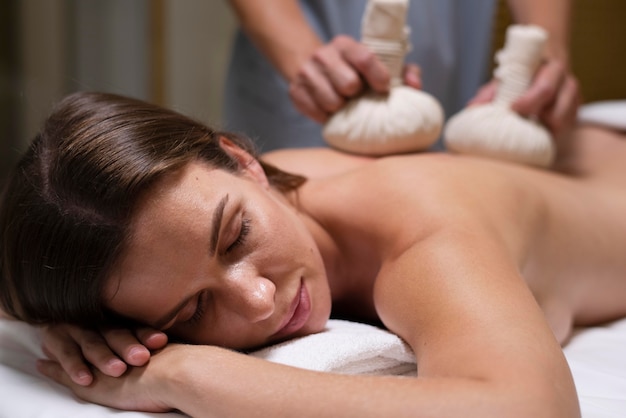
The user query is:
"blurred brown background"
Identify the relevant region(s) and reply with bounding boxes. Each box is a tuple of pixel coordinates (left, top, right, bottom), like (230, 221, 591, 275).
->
(492, 0, 626, 103)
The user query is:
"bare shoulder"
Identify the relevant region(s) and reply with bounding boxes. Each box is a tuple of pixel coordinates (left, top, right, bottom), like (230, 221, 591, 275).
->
(260, 148, 374, 179)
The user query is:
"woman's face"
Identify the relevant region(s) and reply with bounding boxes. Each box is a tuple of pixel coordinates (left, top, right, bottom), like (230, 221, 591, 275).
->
(105, 154, 332, 350)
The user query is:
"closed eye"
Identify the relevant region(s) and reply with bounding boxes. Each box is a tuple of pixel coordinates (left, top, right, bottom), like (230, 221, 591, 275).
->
(183, 291, 208, 326)
(225, 218, 250, 254)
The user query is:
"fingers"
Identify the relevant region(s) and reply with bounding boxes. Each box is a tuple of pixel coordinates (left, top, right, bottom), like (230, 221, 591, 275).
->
(467, 81, 498, 106)
(39, 324, 169, 391)
(402, 63, 422, 89)
(505, 59, 580, 138)
(539, 75, 581, 139)
(289, 58, 346, 123)
(288, 35, 390, 122)
(37, 359, 73, 387)
(101, 328, 151, 367)
(102, 327, 168, 367)
(335, 36, 389, 93)
(41, 336, 94, 386)
(41, 324, 167, 386)
(511, 59, 580, 137)
(136, 327, 168, 350)
(512, 60, 564, 117)
(41, 325, 117, 386)
(69, 327, 128, 378)
(318, 41, 367, 97)
(37, 352, 175, 413)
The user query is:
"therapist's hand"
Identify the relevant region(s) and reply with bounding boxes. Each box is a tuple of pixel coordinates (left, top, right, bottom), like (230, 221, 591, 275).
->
(288, 35, 423, 123)
(469, 57, 581, 140)
(40, 324, 168, 386)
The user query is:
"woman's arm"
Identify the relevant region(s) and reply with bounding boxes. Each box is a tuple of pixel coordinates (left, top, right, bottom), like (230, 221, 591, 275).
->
(374, 226, 579, 418)
(39, 337, 576, 418)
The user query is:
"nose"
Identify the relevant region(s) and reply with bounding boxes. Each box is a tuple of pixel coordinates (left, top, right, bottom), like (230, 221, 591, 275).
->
(223, 273, 276, 323)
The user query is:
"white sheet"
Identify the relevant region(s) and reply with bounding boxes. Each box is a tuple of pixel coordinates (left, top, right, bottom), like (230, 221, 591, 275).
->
(1, 317, 626, 417)
(578, 100, 626, 131)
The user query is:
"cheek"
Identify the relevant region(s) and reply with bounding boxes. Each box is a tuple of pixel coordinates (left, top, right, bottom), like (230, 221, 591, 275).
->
(256, 206, 306, 254)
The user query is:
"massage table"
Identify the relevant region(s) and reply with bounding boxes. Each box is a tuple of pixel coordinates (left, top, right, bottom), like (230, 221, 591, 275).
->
(1, 317, 626, 417)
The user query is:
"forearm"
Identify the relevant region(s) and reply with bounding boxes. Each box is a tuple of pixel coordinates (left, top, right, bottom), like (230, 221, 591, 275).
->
(506, 0, 572, 63)
(163, 346, 576, 418)
(227, 0, 322, 81)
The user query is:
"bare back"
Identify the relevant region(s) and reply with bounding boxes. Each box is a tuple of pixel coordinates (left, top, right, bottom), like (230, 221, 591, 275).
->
(264, 125, 626, 341)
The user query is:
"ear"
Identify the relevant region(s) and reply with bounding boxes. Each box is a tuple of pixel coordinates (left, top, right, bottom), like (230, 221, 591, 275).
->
(218, 136, 269, 188)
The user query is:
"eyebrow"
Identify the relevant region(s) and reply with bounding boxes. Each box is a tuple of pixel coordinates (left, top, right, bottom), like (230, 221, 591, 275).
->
(209, 194, 229, 256)
(153, 194, 229, 329)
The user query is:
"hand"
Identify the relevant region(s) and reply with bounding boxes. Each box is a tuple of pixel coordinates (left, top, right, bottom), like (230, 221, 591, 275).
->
(469, 58, 581, 140)
(288, 35, 423, 123)
(37, 344, 187, 413)
(40, 323, 168, 386)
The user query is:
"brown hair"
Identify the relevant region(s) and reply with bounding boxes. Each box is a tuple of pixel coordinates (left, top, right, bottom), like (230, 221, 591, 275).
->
(0, 92, 305, 327)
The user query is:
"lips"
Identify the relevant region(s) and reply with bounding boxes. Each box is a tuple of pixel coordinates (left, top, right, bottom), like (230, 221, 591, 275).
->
(271, 280, 311, 340)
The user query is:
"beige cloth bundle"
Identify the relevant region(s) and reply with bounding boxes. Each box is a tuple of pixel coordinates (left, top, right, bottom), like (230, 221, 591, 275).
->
(323, 0, 444, 156)
(444, 25, 555, 167)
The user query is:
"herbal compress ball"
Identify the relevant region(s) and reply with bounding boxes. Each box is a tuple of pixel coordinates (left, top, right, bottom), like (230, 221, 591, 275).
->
(444, 25, 554, 167)
(323, 0, 444, 156)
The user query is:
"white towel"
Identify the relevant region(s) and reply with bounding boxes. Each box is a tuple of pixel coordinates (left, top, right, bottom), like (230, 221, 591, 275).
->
(250, 319, 417, 376)
(577, 100, 626, 131)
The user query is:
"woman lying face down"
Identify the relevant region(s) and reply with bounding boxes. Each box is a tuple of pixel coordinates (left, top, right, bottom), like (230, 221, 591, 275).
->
(0, 92, 330, 349)
(3, 91, 626, 417)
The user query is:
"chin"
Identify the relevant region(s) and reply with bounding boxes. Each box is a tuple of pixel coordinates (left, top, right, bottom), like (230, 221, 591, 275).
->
(286, 307, 330, 342)
(307, 305, 332, 335)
